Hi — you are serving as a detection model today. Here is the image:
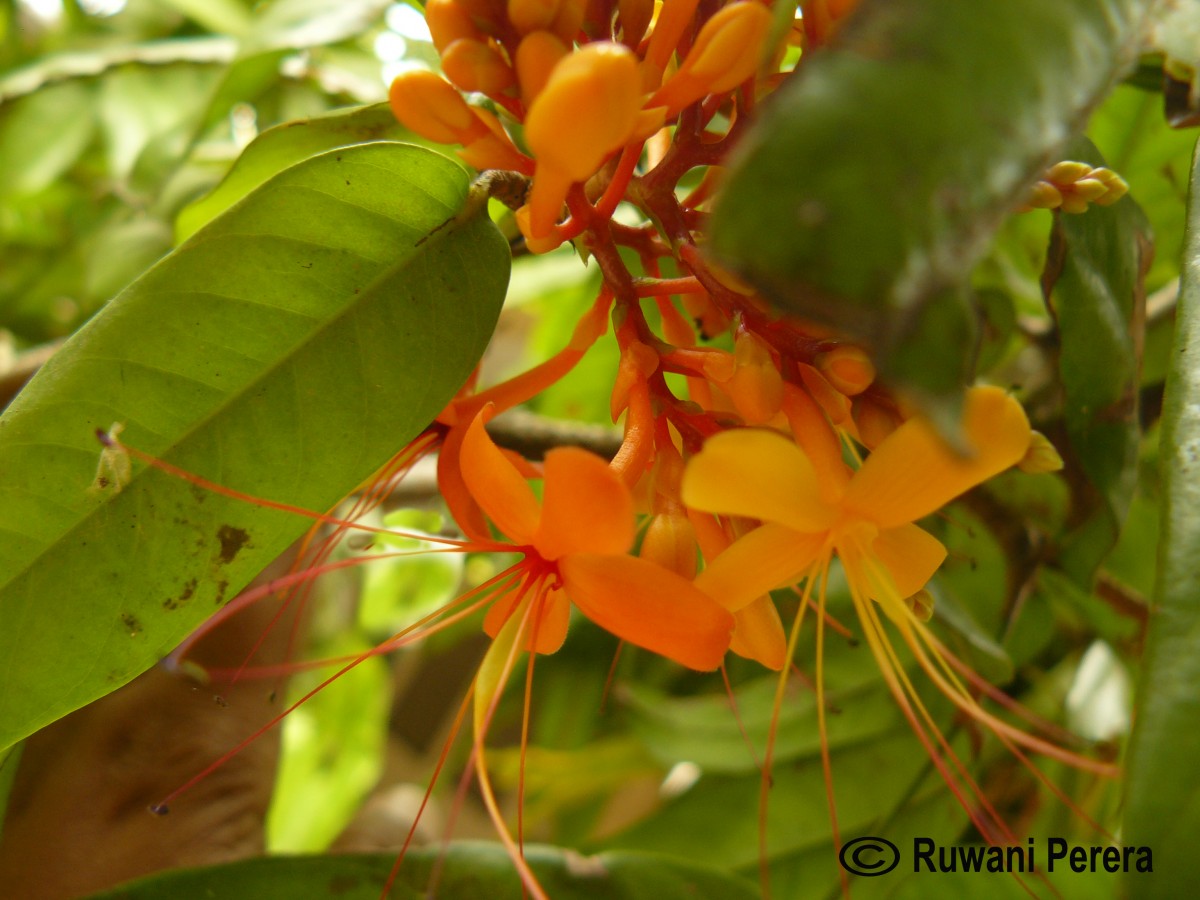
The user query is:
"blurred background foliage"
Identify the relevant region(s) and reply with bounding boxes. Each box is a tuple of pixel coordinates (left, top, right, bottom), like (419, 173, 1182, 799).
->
(0, 0, 1198, 898)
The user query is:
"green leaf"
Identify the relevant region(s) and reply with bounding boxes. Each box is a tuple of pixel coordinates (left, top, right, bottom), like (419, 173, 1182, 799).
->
(0, 142, 509, 753)
(176, 103, 422, 243)
(1042, 139, 1151, 582)
(1124, 136, 1200, 898)
(82, 843, 758, 899)
(710, 0, 1151, 412)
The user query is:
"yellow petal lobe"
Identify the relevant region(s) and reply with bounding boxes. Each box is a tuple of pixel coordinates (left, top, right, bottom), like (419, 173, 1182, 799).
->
(843, 386, 1030, 529)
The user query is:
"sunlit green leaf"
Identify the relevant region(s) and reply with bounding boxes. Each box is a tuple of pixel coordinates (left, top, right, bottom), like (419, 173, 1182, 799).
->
(176, 104, 422, 243)
(0, 143, 509, 753)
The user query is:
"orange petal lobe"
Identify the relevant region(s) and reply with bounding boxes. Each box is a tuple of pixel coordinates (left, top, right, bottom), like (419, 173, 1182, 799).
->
(843, 386, 1031, 529)
(559, 553, 734, 670)
(461, 407, 541, 543)
(534, 447, 634, 560)
(694, 523, 825, 613)
(681, 428, 835, 532)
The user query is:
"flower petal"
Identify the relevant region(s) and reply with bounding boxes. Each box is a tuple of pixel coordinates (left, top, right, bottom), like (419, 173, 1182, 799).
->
(870, 524, 947, 599)
(843, 386, 1031, 529)
(694, 523, 825, 612)
(483, 582, 571, 655)
(729, 595, 786, 670)
(461, 406, 541, 544)
(681, 428, 835, 532)
(533, 447, 633, 560)
(559, 553, 734, 670)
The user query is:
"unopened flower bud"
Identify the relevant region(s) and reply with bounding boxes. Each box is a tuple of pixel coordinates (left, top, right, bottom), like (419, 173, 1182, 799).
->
(617, 0, 654, 47)
(729, 332, 783, 425)
(388, 70, 488, 145)
(441, 38, 517, 96)
(549, 0, 586, 43)
(1017, 430, 1064, 474)
(853, 396, 903, 450)
(639, 513, 698, 578)
(647, 1, 773, 114)
(426, 0, 484, 53)
(816, 344, 875, 396)
(516, 30, 569, 103)
(906, 589, 935, 622)
(1046, 160, 1092, 185)
(508, 0, 560, 34)
(524, 42, 642, 236)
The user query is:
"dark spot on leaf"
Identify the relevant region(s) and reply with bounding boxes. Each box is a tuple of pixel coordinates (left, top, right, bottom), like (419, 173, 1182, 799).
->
(96, 476, 110, 489)
(216, 526, 250, 564)
(215, 579, 229, 605)
(121, 613, 142, 636)
(165, 578, 198, 610)
(191, 484, 207, 504)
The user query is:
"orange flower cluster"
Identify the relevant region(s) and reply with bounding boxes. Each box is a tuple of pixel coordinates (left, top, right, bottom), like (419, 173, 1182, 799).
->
(389, 0, 774, 246)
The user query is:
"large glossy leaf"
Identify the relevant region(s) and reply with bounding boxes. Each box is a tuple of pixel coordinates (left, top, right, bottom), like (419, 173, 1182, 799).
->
(1042, 139, 1150, 583)
(176, 103, 421, 243)
(83, 843, 758, 899)
(1124, 137, 1200, 898)
(709, 0, 1151, 411)
(0, 142, 509, 753)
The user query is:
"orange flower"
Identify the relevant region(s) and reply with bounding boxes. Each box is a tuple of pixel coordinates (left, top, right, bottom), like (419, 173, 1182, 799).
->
(461, 405, 734, 670)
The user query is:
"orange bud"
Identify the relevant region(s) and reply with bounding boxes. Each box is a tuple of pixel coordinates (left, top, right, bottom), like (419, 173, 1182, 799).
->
(639, 513, 699, 578)
(647, 1, 773, 113)
(388, 69, 487, 145)
(853, 395, 903, 450)
(516, 30, 569, 103)
(441, 38, 516, 96)
(549, 0, 586, 43)
(643, 0, 701, 77)
(426, 0, 483, 52)
(456, 108, 529, 171)
(524, 42, 642, 236)
(816, 343, 875, 396)
(728, 332, 783, 425)
(508, 0, 561, 33)
(617, 0, 654, 47)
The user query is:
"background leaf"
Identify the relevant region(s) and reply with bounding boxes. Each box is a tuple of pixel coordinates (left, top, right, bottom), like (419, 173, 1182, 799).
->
(1124, 137, 1200, 897)
(1042, 138, 1151, 582)
(82, 843, 759, 899)
(0, 142, 509, 753)
(710, 0, 1151, 410)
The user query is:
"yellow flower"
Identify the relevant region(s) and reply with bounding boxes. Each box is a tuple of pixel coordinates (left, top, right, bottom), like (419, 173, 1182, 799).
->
(682, 386, 1030, 624)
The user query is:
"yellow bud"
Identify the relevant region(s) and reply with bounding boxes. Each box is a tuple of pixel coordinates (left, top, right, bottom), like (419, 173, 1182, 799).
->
(524, 42, 642, 236)
(1060, 194, 1090, 214)
(388, 70, 485, 145)
(508, 0, 560, 34)
(516, 30, 569, 103)
(816, 344, 875, 396)
(1046, 160, 1092, 185)
(515, 204, 567, 252)
(647, 1, 772, 113)
(1026, 180, 1063, 210)
(426, 0, 483, 53)
(1070, 177, 1108, 203)
(906, 589, 935, 622)
(1017, 430, 1064, 474)
(1092, 168, 1129, 206)
(441, 38, 516, 96)
(639, 513, 698, 578)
